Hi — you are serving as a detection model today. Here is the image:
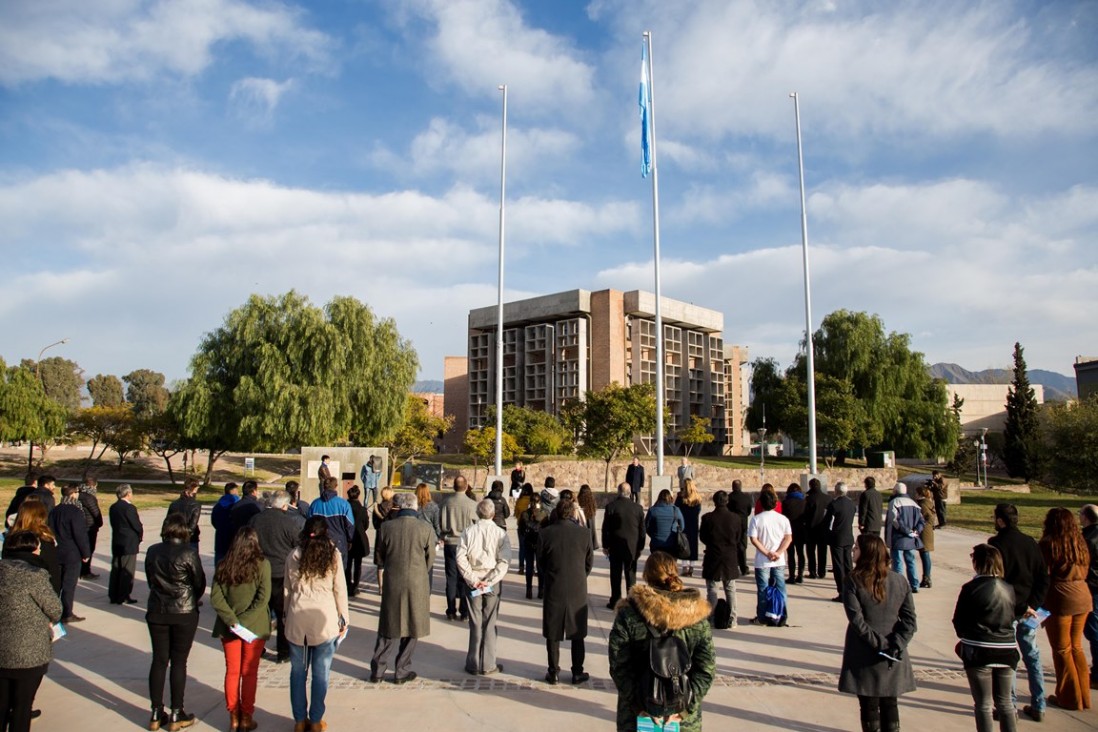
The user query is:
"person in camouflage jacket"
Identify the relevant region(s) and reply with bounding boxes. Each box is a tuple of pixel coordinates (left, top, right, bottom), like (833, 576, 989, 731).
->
(608, 551, 716, 732)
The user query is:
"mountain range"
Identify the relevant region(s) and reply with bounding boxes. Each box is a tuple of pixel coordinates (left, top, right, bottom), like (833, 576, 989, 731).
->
(929, 363, 1076, 402)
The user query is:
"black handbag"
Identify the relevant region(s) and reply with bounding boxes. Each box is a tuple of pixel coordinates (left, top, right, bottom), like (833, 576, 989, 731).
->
(673, 525, 691, 560)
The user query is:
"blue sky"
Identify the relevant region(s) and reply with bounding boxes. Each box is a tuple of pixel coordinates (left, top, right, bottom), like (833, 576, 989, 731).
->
(2, 0, 1096, 386)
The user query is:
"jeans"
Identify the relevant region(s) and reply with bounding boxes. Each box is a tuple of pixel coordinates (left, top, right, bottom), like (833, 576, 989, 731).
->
(1013, 620, 1046, 712)
(754, 566, 786, 621)
(222, 637, 266, 715)
(443, 543, 468, 617)
(966, 666, 1017, 732)
(890, 548, 918, 591)
(289, 637, 337, 724)
(919, 549, 932, 583)
(1082, 592, 1098, 681)
(706, 578, 737, 622)
(147, 615, 200, 709)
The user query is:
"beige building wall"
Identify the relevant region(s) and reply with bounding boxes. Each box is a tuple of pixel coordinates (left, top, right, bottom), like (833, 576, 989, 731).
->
(590, 288, 626, 391)
(946, 383, 1045, 435)
(442, 356, 468, 452)
(724, 344, 750, 455)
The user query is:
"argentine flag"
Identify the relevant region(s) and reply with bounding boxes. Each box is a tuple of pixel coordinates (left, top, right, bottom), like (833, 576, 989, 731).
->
(639, 43, 652, 178)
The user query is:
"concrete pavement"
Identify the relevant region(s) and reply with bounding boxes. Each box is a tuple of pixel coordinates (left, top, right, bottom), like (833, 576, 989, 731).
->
(31, 507, 1096, 731)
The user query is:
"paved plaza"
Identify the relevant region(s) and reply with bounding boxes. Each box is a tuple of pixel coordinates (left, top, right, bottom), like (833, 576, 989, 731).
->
(33, 506, 1097, 731)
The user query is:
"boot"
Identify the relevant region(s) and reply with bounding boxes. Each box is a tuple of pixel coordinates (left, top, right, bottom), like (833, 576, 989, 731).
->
(166, 708, 196, 731)
(292, 723, 308, 732)
(227, 709, 239, 731)
(525, 585, 533, 599)
(239, 712, 257, 731)
(148, 705, 166, 732)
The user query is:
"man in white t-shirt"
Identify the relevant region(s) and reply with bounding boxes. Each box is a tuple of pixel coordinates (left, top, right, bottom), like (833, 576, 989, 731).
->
(748, 488, 793, 625)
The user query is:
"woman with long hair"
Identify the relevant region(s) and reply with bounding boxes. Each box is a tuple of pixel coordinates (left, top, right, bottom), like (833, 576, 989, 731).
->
(577, 485, 600, 552)
(839, 533, 917, 732)
(210, 527, 271, 732)
(415, 483, 440, 592)
(1038, 508, 1091, 711)
(646, 489, 685, 556)
(674, 479, 702, 576)
(346, 485, 370, 597)
(953, 544, 1019, 732)
(518, 492, 548, 599)
(3, 498, 60, 594)
(145, 512, 206, 731)
(753, 483, 783, 515)
(915, 484, 935, 589)
(608, 551, 715, 731)
(285, 517, 349, 732)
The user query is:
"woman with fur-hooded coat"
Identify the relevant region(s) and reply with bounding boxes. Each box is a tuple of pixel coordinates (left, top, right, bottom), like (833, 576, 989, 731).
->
(608, 551, 716, 732)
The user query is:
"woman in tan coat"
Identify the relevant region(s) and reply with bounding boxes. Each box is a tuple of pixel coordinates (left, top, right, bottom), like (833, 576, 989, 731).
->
(285, 517, 349, 732)
(915, 484, 935, 589)
(1038, 507, 1091, 711)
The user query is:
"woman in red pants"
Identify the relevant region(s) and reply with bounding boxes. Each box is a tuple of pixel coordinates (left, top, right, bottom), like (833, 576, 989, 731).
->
(1038, 507, 1091, 711)
(211, 527, 272, 730)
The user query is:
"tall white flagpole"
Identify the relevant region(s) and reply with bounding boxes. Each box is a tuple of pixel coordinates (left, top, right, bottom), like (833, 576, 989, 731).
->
(790, 92, 818, 474)
(494, 84, 508, 480)
(643, 31, 665, 477)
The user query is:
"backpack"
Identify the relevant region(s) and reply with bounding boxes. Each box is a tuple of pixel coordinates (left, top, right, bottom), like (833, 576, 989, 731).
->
(712, 598, 732, 630)
(640, 618, 695, 716)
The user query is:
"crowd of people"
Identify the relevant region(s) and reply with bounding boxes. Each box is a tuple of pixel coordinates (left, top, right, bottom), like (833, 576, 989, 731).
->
(1, 465, 1096, 732)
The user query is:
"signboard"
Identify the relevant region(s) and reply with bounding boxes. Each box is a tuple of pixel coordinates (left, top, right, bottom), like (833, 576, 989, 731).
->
(244, 457, 255, 475)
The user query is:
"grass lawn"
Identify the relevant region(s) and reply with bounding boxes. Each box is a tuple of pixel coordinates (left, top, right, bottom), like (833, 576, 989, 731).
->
(948, 488, 1094, 540)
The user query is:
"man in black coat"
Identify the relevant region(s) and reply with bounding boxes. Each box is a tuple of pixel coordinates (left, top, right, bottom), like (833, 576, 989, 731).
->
(49, 484, 91, 622)
(824, 482, 857, 601)
(108, 483, 143, 604)
(230, 480, 263, 534)
(729, 480, 754, 571)
(601, 482, 646, 608)
(78, 477, 104, 578)
(989, 503, 1049, 721)
(858, 476, 883, 536)
(167, 477, 202, 546)
(803, 478, 831, 579)
(249, 490, 303, 662)
(29, 474, 57, 513)
(700, 490, 745, 626)
(624, 457, 645, 504)
(537, 501, 594, 685)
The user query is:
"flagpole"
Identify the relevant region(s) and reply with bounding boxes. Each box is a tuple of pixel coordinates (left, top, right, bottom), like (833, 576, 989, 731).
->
(644, 31, 665, 477)
(790, 91, 818, 474)
(494, 84, 508, 481)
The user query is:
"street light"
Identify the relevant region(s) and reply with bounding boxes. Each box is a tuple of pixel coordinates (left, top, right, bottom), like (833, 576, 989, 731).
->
(758, 427, 767, 482)
(35, 338, 69, 380)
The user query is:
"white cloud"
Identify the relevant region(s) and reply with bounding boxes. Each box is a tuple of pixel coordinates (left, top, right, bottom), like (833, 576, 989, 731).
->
(0, 0, 333, 85)
(387, 0, 596, 115)
(229, 77, 295, 124)
(669, 171, 796, 224)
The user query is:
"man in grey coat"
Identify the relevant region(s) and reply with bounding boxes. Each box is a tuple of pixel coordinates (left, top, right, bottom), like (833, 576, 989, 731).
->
(248, 490, 303, 662)
(457, 499, 512, 675)
(439, 476, 478, 621)
(370, 492, 435, 684)
(537, 500, 594, 685)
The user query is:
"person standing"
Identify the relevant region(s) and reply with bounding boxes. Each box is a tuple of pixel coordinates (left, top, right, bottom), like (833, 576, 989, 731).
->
(953, 543, 1020, 732)
(748, 490, 792, 626)
(645, 489, 685, 556)
(804, 478, 831, 580)
(167, 478, 202, 548)
(316, 455, 332, 495)
(346, 486, 370, 597)
(509, 462, 526, 501)
(4, 500, 61, 595)
(285, 517, 349, 732)
(930, 470, 948, 528)
(231, 482, 262, 536)
(108, 484, 143, 605)
(48, 484, 90, 624)
(729, 480, 754, 577)
(885, 484, 924, 594)
(415, 483, 441, 593)
(248, 490, 303, 664)
(839, 534, 918, 732)
(537, 501, 594, 685)
(210, 527, 271, 732)
(146, 513, 206, 732)
(915, 484, 936, 589)
(28, 475, 56, 514)
(307, 477, 355, 570)
(783, 482, 807, 584)
(0, 531, 63, 732)
(826, 482, 857, 603)
(602, 482, 646, 609)
(858, 477, 883, 536)
(608, 552, 716, 732)
(677, 457, 695, 491)
(439, 477, 478, 621)
(286, 481, 309, 520)
(486, 480, 511, 530)
(675, 479, 703, 577)
(77, 477, 103, 579)
(211, 482, 240, 567)
(1038, 507, 1091, 711)
(625, 457, 645, 504)
(360, 456, 381, 508)
(700, 490, 745, 627)
(457, 499, 511, 675)
(370, 493, 434, 684)
(1080, 504, 1098, 688)
(518, 493, 549, 599)
(989, 503, 1049, 722)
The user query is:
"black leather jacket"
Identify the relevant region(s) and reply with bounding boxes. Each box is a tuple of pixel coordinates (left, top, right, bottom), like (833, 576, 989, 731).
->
(145, 538, 206, 615)
(952, 575, 1016, 645)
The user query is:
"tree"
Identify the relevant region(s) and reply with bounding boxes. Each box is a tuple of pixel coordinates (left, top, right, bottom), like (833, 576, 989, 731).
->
(87, 374, 125, 407)
(1041, 396, 1098, 493)
(142, 410, 186, 485)
(123, 369, 170, 416)
(486, 404, 573, 460)
(677, 415, 715, 457)
(170, 291, 419, 485)
(0, 359, 68, 477)
(576, 382, 657, 490)
(746, 358, 785, 434)
(385, 395, 454, 469)
(463, 426, 519, 487)
(20, 356, 84, 412)
(1003, 342, 1042, 480)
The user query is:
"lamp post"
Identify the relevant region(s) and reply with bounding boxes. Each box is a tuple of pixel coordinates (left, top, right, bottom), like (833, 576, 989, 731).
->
(980, 428, 989, 489)
(758, 427, 767, 483)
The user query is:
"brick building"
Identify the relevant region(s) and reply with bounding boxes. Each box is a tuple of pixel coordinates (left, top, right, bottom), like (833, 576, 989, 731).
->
(442, 288, 749, 456)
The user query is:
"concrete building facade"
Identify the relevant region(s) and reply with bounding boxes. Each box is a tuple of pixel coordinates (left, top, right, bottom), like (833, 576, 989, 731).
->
(1074, 356, 1098, 401)
(946, 383, 1046, 436)
(450, 288, 748, 456)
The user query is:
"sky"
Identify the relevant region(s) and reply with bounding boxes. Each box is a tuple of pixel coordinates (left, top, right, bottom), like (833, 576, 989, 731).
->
(2, 0, 1096, 387)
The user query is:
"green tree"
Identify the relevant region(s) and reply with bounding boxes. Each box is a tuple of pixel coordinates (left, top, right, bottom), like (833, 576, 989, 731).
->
(463, 426, 519, 487)
(385, 395, 454, 469)
(123, 369, 170, 416)
(486, 404, 572, 460)
(676, 415, 715, 457)
(745, 358, 785, 434)
(71, 405, 127, 474)
(87, 374, 125, 407)
(141, 410, 186, 485)
(21, 356, 84, 411)
(1003, 342, 1042, 480)
(576, 382, 657, 490)
(1041, 396, 1098, 493)
(0, 359, 68, 477)
(170, 292, 419, 485)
